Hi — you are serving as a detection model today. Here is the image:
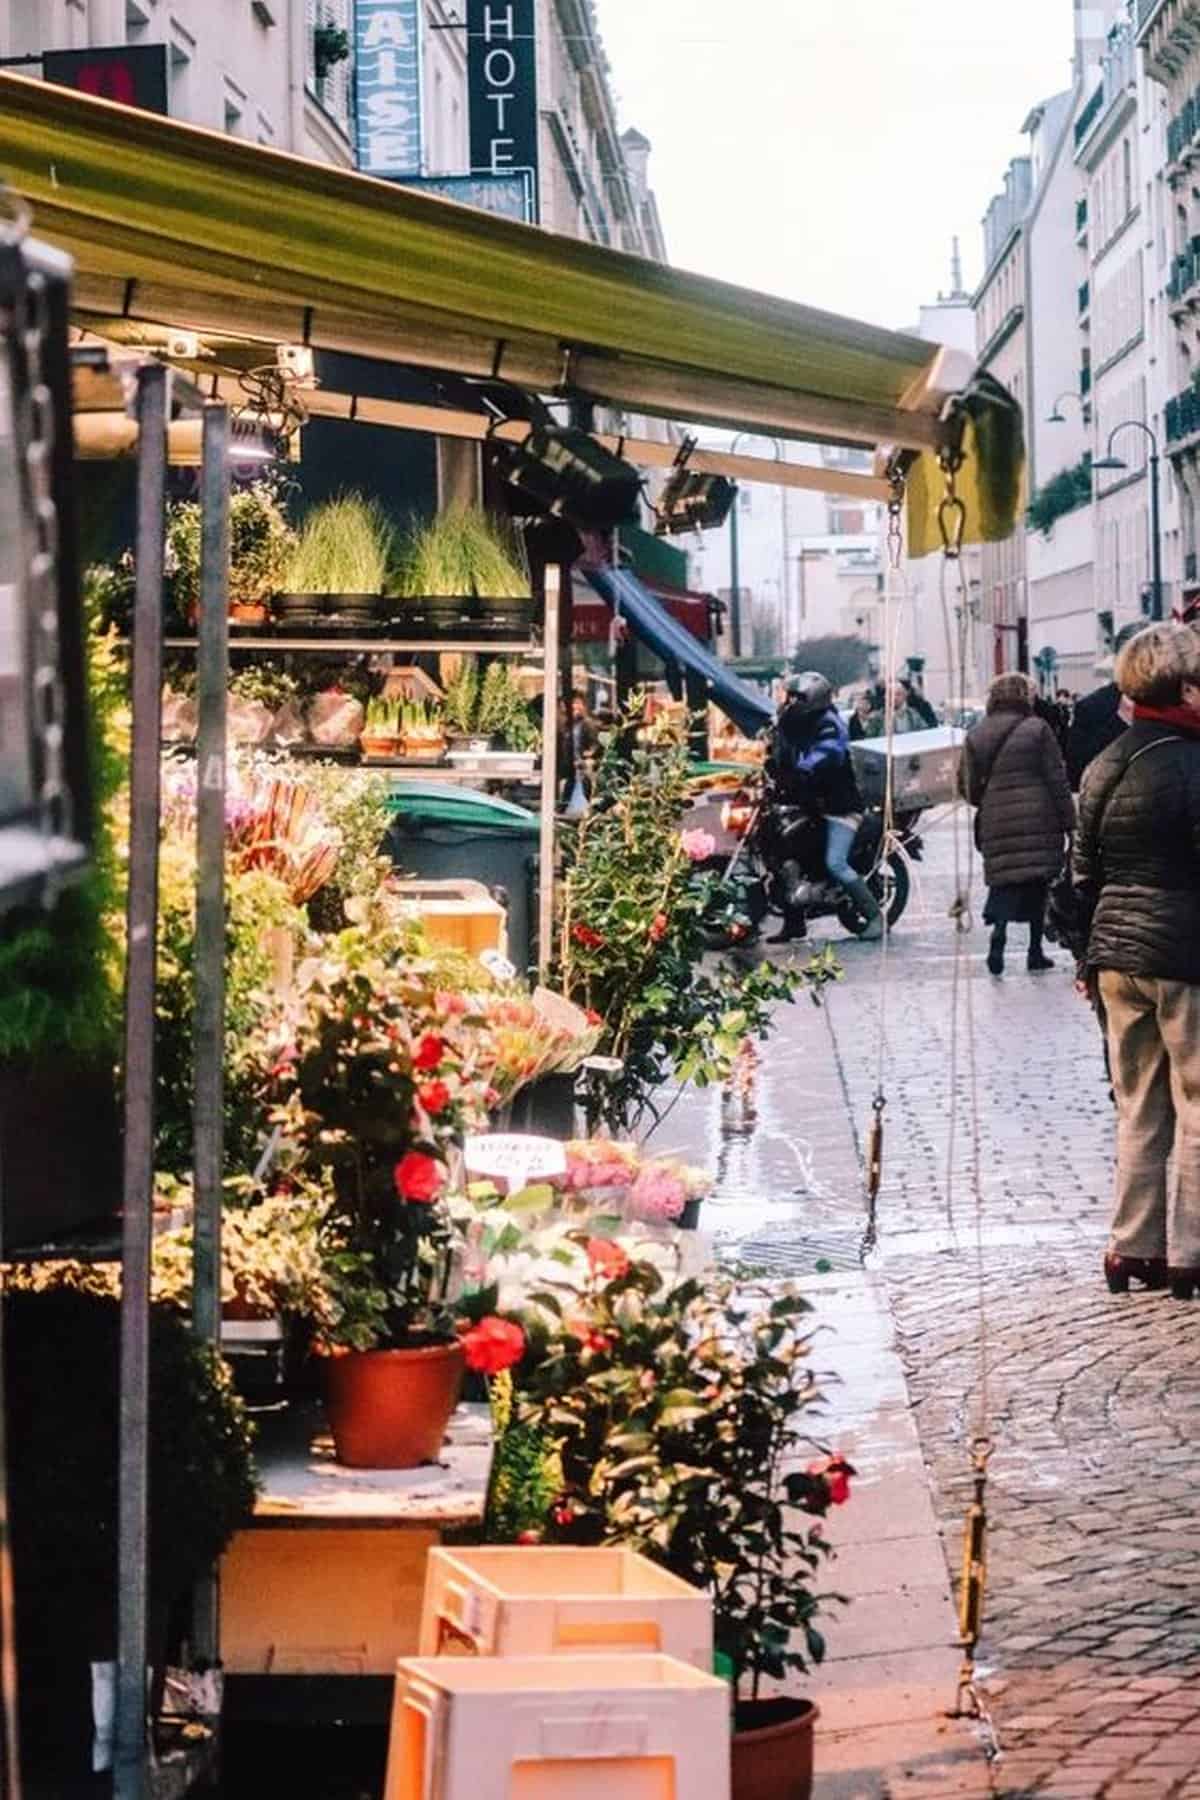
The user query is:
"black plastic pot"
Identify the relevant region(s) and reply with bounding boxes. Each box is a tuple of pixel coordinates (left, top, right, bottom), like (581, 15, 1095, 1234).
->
(0, 1058, 121, 1254)
(392, 595, 536, 642)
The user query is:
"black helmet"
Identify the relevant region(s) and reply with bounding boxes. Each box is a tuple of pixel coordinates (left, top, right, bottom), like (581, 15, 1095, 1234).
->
(783, 671, 833, 715)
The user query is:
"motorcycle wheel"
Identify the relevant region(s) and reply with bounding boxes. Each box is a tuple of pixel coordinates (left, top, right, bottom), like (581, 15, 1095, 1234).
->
(836, 851, 911, 937)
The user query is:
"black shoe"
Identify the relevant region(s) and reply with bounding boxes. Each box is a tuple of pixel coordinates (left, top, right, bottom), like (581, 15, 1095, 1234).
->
(986, 944, 1004, 977)
(1027, 950, 1055, 973)
(768, 926, 808, 945)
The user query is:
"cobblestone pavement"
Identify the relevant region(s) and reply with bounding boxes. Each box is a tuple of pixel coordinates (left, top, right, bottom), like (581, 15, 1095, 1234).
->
(664, 812, 1200, 1799)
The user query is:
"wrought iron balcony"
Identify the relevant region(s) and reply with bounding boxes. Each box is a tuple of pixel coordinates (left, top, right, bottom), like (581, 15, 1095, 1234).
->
(1165, 386, 1200, 445)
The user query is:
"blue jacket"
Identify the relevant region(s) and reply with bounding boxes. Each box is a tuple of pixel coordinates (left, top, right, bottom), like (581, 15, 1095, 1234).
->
(773, 707, 863, 816)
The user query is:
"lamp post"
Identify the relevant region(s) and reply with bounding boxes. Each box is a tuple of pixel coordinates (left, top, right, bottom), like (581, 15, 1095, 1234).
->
(1093, 421, 1163, 622)
(727, 432, 784, 660)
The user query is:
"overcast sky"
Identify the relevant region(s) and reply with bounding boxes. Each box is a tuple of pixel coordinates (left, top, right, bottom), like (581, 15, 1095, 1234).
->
(594, 0, 1077, 332)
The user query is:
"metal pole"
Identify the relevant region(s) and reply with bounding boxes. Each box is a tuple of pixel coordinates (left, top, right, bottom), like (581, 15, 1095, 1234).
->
(191, 404, 229, 1663)
(116, 362, 169, 1800)
(1150, 449, 1163, 620)
(537, 566, 560, 980)
(728, 487, 741, 659)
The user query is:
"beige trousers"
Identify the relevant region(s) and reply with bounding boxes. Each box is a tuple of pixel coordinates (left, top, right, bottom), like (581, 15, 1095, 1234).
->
(1099, 971, 1200, 1267)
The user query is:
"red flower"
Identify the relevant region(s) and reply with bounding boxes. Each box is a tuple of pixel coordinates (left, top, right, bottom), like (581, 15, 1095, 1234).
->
(484, 1085, 501, 1109)
(586, 1237, 630, 1281)
(585, 1008, 602, 1027)
(393, 1151, 445, 1204)
(571, 923, 605, 949)
(807, 1454, 855, 1506)
(648, 911, 668, 943)
(460, 1315, 527, 1375)
(418, 1079, 452, 1116)
(414, 1032, 446, 1072)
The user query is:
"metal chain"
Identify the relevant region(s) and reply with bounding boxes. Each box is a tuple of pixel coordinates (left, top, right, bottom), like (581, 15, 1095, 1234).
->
(938, 445, 967, 562)
(12, 245, 73, 904)
(886, 464, 905, 573)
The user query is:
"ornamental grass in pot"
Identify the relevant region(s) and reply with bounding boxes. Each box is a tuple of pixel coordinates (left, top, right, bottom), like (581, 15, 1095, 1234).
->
(265, 925, 495, 1466)
(282, 492, 394, 613)
(516, 1254, 853, 1800)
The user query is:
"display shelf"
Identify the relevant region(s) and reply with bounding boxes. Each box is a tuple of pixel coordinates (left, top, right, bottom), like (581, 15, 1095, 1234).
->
(162, 635, 538, 655)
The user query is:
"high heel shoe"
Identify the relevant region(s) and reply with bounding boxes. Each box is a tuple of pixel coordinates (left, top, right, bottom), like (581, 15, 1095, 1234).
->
(1104, 1252, 1168, 1293)
(1169, 1268, 1200, 1300)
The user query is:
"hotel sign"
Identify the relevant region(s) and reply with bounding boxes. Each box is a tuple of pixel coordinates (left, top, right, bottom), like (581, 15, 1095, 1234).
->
(354, 0, 423, 177)
(467, 0, 538, 201)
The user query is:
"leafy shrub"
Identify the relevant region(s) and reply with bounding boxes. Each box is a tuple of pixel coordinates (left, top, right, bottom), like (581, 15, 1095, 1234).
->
(1027, 455, 1093, 537)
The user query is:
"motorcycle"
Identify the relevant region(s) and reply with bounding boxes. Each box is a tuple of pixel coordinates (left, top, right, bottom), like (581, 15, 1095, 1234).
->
(704, 768, 921, 942)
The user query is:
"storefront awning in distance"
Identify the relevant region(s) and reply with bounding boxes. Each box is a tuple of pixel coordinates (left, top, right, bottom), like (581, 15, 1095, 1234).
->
(0, 72, 957, 457)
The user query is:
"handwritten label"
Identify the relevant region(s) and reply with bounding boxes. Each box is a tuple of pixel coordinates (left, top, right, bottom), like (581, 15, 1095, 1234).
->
(463, 1133, 566, 1188)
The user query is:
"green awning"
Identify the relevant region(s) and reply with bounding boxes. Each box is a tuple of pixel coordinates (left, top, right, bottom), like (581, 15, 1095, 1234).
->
(0, 72, 948, 454)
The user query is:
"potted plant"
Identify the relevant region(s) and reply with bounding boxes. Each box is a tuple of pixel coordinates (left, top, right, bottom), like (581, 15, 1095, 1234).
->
(266, 926, 493, 1466)
(515, 1254, 852, 1800)
(5, 1287, 257, 1780)
(282, 492, 394, 618)
(443, 659, 489, 752)
(400, 696, 446, 761)
(360, 694, 400, 760)
(167, 482, 294, 626)
(392, 506, 534, 638)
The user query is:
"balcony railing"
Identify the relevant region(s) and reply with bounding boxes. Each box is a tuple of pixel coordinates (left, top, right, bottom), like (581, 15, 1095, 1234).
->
(1167, 238, 1200, 303)
(1075, 83, 1105, 147)
(1166, 387, 1200, 445)
(1167, 88, 1200, 165)
(1136, 0, 1166, 35)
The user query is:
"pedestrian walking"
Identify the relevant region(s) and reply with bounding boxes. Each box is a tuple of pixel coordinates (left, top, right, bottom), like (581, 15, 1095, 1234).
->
(1064, 621, 1142, 790)
(960, 672, 1074, 976)
(1072, 623, 1200, 1299)
(865, 680, 930, 738)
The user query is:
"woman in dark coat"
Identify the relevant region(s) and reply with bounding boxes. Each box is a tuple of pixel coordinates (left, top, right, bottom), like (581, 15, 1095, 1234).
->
(961, 672, 1075, 976)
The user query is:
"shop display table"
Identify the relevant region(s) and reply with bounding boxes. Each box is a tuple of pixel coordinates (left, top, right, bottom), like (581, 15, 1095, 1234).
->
(221, 1401, 491, 1720)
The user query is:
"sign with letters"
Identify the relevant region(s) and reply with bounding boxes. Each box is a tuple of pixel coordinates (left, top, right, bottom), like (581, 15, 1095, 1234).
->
(398, 172, 534, 222)
(354, 0, 423, 177)
(467, 0, 538, 205)
(43, 45, 168, 114)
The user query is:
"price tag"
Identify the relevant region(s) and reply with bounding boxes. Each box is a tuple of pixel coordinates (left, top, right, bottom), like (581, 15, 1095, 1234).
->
(463, 1133, 567, 1188)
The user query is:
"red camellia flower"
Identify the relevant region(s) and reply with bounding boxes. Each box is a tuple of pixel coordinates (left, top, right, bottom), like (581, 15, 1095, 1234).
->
(417, 1079, 452, 1116)
(460, 1315, 527, 1375)
(648, 911, 668, 943)
(414, 1032, 446, 1072)
(585, 1008, 602, 1027)
(807, 1453, 855, 1506)
(586, 1237, 630, 1281)
(571, 923, 605, 949)
(393, 1151, 445, 1204)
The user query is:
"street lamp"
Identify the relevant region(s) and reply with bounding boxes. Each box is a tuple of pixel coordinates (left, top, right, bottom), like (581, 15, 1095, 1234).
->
(727, 432, 786, 661)
(1046, 389, 1082, 424)
(1093, 420, 1163, 622)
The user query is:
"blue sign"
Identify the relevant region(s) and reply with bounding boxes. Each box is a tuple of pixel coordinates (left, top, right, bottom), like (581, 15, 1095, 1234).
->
(354, 0, 423, 177)
(467, 0, 538, 203)
(397, 172, 534, 223)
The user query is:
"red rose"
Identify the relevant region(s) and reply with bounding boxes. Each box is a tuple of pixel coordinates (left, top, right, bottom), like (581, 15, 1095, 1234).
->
(586, 1237, 630, 1280)
(648, 911, 668, 943)
(571, 923, 605, 949)
(807, 1454, 855, 1506)
(418, 1079, 452, 1116)
(414, 1032, 446, 1072)
(393, 1151, 445, 1203)
(460, 1315, 527, 1376)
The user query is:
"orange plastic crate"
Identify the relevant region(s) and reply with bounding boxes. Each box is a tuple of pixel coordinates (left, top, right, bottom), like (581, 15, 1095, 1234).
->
(419, 1545, 712, 1667)
(384, 1653, 731, 1800)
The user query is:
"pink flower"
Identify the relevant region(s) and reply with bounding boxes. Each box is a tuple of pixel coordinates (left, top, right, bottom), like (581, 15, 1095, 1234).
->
(628, 1165, 687, 1222)
(680, 828, 717, 862)
(648, 912, 668, 943)
(586, 1238, 630, 1280)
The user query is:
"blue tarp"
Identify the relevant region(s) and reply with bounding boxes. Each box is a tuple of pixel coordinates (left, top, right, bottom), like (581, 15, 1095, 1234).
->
(582, 565, 774, 740)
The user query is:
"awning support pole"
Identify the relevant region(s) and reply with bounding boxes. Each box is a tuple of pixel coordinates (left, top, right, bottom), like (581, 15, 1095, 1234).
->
(115, 361, 168, 1800)
(190, 401, 229, 1662)
(537, 567, 560, 979)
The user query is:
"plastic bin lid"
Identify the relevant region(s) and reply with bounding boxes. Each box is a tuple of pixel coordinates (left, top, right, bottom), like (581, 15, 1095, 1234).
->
(385, 780, 540, 835)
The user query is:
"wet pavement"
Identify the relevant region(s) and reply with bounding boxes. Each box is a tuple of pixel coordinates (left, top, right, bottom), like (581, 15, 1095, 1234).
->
(663, 811, 1200, 1799)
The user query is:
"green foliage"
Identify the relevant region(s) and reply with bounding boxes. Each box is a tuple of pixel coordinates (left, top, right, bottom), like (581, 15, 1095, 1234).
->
(475, 660, 540, 750)
(167, 481, 295, 614)
(285, 492, 394, 594)
(394, 506, 528, 599)
(154, 843, 303, 1176)
(229, 663, 301, 712)
(443, 659, 480, 736)
(0, 601, 126, 1063)
(787, 634, 872, 690)
(292, 762, 394, 928)
(1026, 455, 1093, 537)
(150, 1187, 328, 1320)
(517, 1260, 845, 1700)
(557, 702, 824, 1131)
(5, 1287, 258, 1630)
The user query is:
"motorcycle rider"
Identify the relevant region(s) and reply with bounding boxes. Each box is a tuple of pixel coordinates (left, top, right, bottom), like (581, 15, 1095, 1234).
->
(768, 672, 885, 943)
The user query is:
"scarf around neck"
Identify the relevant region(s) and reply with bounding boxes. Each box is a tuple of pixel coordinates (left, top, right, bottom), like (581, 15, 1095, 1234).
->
(1132, 702, 1200, 737)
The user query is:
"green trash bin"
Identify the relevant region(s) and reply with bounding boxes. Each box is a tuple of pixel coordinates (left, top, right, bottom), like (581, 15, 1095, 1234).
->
(383, 782, 541, 975)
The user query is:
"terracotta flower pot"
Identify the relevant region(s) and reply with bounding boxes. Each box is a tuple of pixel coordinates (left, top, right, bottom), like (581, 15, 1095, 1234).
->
(360, 732, 399, 760)
(230, 601, 268, 625)
(323, 1342, 465, 1468)
(731, 1698, 818, 1800)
